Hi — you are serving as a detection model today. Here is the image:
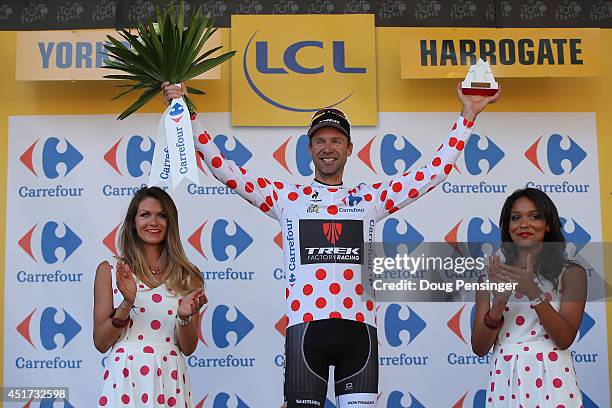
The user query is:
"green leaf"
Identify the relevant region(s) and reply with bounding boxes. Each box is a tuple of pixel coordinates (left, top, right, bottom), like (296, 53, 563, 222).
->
(117, 87, 161, 120)
(105, 0, 235, 118)
(183, 51, 236, 81)
(111, 82, 158, 100)
(186, 86, 205, 95)
(178, 0, 184, 42)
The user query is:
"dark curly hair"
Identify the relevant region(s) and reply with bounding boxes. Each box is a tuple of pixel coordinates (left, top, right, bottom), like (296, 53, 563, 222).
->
(499, 188, 568, 291)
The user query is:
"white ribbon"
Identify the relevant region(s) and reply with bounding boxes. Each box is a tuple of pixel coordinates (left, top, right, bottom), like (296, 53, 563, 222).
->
(148, 97, 199, 189)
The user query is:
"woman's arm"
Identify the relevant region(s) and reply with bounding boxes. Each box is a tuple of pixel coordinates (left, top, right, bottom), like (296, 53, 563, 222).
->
(93, 261, 132, 353)
(531, 265, 587, 349)
(176, 284, 207, 356)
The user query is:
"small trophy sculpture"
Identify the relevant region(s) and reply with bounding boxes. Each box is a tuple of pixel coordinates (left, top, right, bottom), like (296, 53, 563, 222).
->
(461, 59, 499, 96)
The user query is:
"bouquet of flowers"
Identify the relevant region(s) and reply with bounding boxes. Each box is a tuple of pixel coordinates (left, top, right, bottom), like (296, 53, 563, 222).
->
(103, 0, 235, 119)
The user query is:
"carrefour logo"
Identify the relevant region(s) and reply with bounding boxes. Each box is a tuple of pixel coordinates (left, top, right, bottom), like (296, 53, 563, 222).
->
(195, 393, 251, 408)
(445, 218, 501, 258)
(525, 134, 587, 175)
(386, 391, 426, 408)
(197, 134, 253, 174)
(18, 221, 82, 263)
(102, 223, 121, 257)
(188, 219, 253, 261)
(104, 135, 155, 177)
(36, 398, 75, 408)
(560, 217, 591, 253)
(382, 218, 424, 257)
(243, 31, 365, 112)
(20, 137, 83, 179)
(273, 134, 312, 176)
(453, 390, 487, 408)
(461, 133, 504, 175)
(17, 307, 81, 350)
(358, 134, 421, 176)
(447, 304, 476, 345)
(384, 304, 426, 347)
(199, 305, 254, 348)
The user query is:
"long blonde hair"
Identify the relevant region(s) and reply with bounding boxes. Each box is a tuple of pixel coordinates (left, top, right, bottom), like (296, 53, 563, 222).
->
(118, 187, 203, 295)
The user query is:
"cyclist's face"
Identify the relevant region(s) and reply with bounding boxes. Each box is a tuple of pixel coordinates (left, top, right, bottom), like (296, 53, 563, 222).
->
(308, 127, 353, 182)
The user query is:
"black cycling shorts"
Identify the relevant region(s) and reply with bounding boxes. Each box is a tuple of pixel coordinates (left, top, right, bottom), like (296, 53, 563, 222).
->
(284, 318, 378, 408)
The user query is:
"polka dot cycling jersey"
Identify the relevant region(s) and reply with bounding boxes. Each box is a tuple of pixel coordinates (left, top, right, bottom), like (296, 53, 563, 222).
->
(193, 116, 474, 328)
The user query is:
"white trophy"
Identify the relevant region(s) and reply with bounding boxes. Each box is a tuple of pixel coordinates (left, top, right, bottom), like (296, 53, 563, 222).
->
(461, 58, 499, 96)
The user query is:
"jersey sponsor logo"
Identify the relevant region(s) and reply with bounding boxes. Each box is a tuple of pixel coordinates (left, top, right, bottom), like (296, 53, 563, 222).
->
(299, 219, 363, 264)
(306, 204, 320, 213)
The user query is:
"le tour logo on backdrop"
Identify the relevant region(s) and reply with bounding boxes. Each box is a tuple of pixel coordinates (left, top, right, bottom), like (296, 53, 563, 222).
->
(400, 28, 602, 78)
(15, 29, 222, 81)
(230, 14, 377, 126)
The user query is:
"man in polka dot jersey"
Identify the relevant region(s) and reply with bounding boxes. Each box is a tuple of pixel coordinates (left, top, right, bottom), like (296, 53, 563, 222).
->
(163, 82, 500, 407)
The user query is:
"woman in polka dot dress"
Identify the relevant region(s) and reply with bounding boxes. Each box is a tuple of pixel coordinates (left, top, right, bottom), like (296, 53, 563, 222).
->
(93, 187, 206, 407)
(472, 188, 587, 408)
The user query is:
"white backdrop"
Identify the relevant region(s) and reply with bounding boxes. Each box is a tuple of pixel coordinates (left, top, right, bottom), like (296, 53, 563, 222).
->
(4, 112, 609, 407)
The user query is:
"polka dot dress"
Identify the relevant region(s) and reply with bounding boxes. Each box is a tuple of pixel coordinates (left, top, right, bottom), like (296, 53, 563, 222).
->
(486, 273, 583, 407)
(98, 270, 194, 407)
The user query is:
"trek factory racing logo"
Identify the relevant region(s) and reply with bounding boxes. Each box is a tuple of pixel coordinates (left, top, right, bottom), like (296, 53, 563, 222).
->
(273, 134, 312, 176)
(104, 134, 252, 177)
(524, 134, 586, 175)
(299, 219, 363, 264)
(385, 391, 426, 408)
(358, 134, 421, 175)
(242, 31, 366, 112)
(195, 392, 250, 408)
(384, 304, 426, 347)
(20, 137, 83, 178)
(382, 218, 424, 257)
(18, 222, 82, 263)
(188, 219, 253, 261)
(445, 218, 501, 258)
(17, 307, 81, 350)
(199, 305, 254, 348)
